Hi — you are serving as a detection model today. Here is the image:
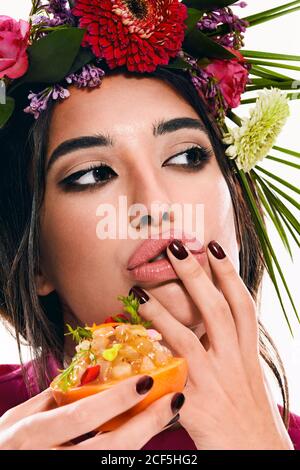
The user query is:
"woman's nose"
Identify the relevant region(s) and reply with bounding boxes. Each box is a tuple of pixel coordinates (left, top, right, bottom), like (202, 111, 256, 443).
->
(127, 161, 175, 231)
(130, 208, 175, 231)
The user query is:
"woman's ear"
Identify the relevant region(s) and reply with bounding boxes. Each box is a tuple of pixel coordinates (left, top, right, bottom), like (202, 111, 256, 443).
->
(35, 268, 55, 296)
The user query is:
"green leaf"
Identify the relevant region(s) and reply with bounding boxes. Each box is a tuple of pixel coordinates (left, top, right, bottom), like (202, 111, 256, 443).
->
(117, 293, 152, 328)
(254, 174, 293, 258)
(226, 109, 242, 126)
(0, 97, 15, 129)
(261, 176, 300, 211)
(266, 155, 300, 170)
(68, 47, 94, 76)
(64, 324, 92, 343)
(259, 183, 300, 234)
(244, 6, 300, 28)
(183, 28, 235, 60)
(249, 65, 291, 82)
(242, 1, 300, 23)
(278, 211, 300, 249)
(257, 186, 292, 257)
(247, 59, 300, 73)
(241, 50, 300, 61)
(255, 166, 300, 195)
(238, 170, 299, 334)
(185, 8, 204, 35)
(273, 145, 300, 159)
(183, 1, 236, 10)
(15, 28, 85, 86)
(164, 56, 193, 70)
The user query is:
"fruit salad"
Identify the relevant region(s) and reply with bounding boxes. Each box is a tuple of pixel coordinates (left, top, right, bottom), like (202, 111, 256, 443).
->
(51, 293, 188, 432)
(52, 293, 174, 392)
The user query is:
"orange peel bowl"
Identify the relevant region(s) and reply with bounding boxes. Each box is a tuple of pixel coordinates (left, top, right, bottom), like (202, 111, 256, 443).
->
(50, 322, 188, 432)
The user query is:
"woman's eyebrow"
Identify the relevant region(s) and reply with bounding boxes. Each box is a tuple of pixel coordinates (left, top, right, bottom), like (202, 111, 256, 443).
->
(46, 117, 208, 173)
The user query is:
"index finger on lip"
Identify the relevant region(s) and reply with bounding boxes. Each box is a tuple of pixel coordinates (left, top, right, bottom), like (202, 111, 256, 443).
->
(166, 240, 238, 350)
(131, 287, 206, 361)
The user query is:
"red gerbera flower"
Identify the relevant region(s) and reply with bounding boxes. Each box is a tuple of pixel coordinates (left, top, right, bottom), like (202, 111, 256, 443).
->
(72, 0, 188, 72)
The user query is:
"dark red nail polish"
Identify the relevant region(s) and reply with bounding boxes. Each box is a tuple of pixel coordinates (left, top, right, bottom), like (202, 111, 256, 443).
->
(129, 285, 149, 304)
(171, 393, 185, 413)
(165, 413, 180, 428)
(208, 240, 226, 259)
(168, 239, 188, 260)
(136, 376, 154, 395)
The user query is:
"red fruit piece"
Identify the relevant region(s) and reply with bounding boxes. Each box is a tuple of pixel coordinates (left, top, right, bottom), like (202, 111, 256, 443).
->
(80, 365, 100, 385)
(104, 314, 128, 323)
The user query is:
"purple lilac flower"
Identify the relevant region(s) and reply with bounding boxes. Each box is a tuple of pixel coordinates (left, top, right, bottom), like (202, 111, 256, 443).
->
(32, 0, 74, 29)
(176, 51, 227, 123)
(197, 5, 248, 50)
(66, 64, 105, 88)
(24, 85, 70, 119)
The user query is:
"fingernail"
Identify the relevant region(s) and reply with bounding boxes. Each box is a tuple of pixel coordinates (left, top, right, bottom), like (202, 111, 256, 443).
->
(171, 393, 185, 413)
(165, 413, 180, 428)
(168, 239, 188, 260)
(129, 285, 149, 304)
(136, 375, 154, 395)
(208, 240, 226, 260)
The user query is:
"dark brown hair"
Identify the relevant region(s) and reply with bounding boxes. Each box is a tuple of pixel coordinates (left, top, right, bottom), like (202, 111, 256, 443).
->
(0, 65, 290, 428)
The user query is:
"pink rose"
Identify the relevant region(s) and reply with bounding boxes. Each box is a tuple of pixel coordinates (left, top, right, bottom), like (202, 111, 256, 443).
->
(0, 15, 30, 79)
(205, 49, 249, 108)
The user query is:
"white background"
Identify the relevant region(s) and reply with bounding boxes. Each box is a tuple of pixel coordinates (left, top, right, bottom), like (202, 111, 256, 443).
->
(0, 1, 299, 414)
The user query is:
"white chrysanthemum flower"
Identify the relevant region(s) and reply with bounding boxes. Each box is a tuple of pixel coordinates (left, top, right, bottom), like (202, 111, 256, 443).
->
(223, 88, 290, 172)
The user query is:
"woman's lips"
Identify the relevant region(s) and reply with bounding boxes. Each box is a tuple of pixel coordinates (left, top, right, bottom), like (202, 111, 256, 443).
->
(127, 250, 207, 283)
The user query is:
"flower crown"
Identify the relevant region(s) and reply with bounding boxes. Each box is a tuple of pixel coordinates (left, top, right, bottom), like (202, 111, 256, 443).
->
(0, 0, 299, 333)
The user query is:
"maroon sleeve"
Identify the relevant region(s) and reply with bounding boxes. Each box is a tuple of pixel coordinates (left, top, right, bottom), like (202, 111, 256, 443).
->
(288, 410, 300, 450)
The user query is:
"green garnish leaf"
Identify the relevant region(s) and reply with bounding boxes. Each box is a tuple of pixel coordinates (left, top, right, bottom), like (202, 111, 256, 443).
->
(65, 324, 93, 343)
(54, 350, 90, 392)
(117, 293, 152, 328)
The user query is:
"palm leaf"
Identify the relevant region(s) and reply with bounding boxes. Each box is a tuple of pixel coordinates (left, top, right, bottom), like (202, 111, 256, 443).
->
(266, 155, 300, 170)
(241, 1, 300, 24)
(247, 59, 300, 73)
(273, 146, 300, 158)
(238, 169, 299, 334)
(241, 50, 300, 61)
(255, 166, 300, 195)
(254, 177, 293, 258)
(261, 177, 300, 212)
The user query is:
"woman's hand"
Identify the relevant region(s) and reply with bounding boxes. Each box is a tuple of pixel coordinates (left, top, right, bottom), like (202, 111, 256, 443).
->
(0, 375, 184, 449)
(130, 239, 294, 450)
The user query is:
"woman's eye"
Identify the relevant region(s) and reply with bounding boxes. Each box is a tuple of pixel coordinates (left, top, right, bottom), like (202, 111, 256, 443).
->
(59, 164, 117, 190)
(163, 145, 212, 170)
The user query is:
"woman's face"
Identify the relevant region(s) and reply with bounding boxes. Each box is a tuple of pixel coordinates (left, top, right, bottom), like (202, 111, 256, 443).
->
(38, 72, 239, 333)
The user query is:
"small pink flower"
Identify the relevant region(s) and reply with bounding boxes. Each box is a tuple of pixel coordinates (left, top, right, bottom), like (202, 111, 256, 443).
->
(204, 48, 248, 109)
(0, 15, 30, 79)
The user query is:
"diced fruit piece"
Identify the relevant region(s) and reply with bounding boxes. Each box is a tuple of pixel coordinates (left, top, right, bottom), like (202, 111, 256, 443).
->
(75, 339, 91, 353)
(102, 344, 122, 361)
(147, 329, 162, 341)
(111, 362, 132, 380)
(80, 365, 100, 385)
(118, 344, 140, 361)
(134, 338, 153, 355)
(91, 335, 109, 352)
(114, 324, 131, 342)
(140, 356, 156, 372)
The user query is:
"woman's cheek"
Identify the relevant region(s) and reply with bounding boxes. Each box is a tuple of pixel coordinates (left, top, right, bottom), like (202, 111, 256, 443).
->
(39, 195, 131, 323)
(204, 176, 239, 270)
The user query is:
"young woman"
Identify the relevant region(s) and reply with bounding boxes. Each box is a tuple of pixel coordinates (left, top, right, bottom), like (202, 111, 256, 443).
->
(0, 1, 299, 450)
